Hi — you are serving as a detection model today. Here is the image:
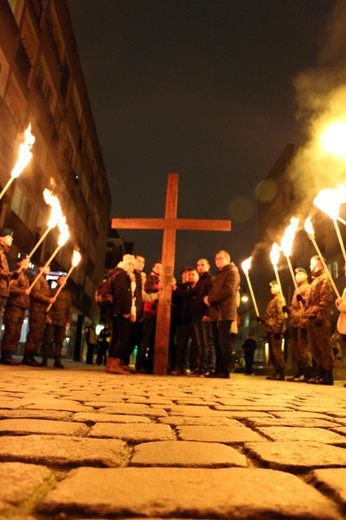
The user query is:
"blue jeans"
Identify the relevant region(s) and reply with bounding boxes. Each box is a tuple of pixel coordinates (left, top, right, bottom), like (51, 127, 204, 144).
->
(193, 318, 215, 372)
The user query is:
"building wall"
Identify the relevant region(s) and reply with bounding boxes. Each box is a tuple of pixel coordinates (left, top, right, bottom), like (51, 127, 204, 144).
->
(0, 0, 111, 326)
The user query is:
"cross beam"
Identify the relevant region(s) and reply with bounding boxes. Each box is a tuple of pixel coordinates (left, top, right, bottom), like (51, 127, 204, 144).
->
(111, 173, 231, 374)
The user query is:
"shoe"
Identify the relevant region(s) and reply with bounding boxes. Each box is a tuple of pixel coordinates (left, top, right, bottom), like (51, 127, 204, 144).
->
(41, 357, 48, 367)
(169, 369, 184, 376)
(107, 358, 131, 375)
(53, 359, 65, 369)
(267, 369, 285, 381)
(22, 354, 42, 367)
(210, 371, 230, 379)
(286, 373, 299, 382)
(0, 354, 20, 366)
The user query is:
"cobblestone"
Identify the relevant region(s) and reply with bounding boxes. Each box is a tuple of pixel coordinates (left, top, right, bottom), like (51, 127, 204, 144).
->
(0, 363, 346, 518)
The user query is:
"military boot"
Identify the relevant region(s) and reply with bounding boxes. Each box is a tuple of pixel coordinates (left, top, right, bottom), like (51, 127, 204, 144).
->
(53, 358, 65, 369)
(321, 369, 333, 386)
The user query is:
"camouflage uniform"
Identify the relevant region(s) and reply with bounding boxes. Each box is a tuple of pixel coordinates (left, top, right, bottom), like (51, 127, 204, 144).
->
(264, 292, 286, 372)
(0, 246, 11, 319)
(289, 281, 311, 373)
(0, 270, 30, 363)
(24, 275, 51, 359)
(305, 269, 333, 379)
(42, 285, 72, 364)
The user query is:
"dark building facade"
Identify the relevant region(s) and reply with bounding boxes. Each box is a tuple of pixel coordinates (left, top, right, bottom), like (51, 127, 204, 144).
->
(0, 0, 112, 356)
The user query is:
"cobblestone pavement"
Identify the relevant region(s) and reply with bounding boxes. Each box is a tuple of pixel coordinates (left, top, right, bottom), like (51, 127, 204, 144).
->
(1, 362, 346, 519)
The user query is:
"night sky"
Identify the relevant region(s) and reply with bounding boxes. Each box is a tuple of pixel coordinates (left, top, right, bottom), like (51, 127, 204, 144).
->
(66, 0, 338, 276)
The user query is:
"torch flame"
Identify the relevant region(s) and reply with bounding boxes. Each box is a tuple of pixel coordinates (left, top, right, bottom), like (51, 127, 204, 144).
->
(281, 217, 300, 257)
(71, 250, 81, 267)
(313, 185, 346, 220)
(57, 218, 70, 246)
(241, 256, 252, 275)
(43, 189, 64, 229)
(270, 243, 281, 267)
(320, 122, 346, 159)
(11, 124, 35, 179)
(304, 216, 315, 238)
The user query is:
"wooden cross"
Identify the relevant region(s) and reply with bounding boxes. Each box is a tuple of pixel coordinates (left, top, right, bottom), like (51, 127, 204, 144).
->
(111, 173, 231, 375)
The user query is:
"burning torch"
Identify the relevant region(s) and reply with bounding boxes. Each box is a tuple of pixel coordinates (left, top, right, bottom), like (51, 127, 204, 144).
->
(28, 218, 70, 291)
(241, 256, 260, 317)
(270, 242, 285, 300)
(46, 250, 81, 313)
(313, 185, 346, 262)
(0, 125, 35, 200)
(26, 189, 64, 261)
(280, 217, 300, 290)
(304, 216, 340, 298)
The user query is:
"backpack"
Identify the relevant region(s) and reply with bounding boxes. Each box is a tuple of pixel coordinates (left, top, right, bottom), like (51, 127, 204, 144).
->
(95, 275, 114, 308)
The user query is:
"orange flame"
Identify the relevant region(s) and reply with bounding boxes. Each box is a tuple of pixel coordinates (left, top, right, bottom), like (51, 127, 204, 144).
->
(313, 185, 346, 220)
(57, 218, 70, 246)
(71, 250, 81, 267)
(281, 217, 300, 257)
(43, 189, 64, 229)
(11, 124, 35, 178)
(270, 243, 281, 267)
(241, 256, 252, 274)
(304, 216, 315, 238)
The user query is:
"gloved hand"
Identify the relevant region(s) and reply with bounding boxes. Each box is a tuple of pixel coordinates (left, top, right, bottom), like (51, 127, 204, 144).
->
(274, 332, 281, 340)
(12, 271, 20, 280)
(296, 294, 304, 303)
(257, 316, 264, 324)
(315, 319, 323, 327)
(282, 305, 289, 314)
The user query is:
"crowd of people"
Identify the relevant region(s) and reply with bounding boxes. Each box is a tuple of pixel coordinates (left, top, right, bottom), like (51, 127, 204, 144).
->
(101, 250, 241, 378)
(258, 255, 344, 386)
(0, 228, 72, 369)
(0, 224, 345, 385)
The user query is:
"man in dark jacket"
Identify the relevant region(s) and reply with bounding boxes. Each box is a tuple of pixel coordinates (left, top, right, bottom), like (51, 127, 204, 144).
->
(0, 256, 30, 365)
(204, 250, 240, 378)
(42, 275, 72, 368)
(192, 258, 215, 375)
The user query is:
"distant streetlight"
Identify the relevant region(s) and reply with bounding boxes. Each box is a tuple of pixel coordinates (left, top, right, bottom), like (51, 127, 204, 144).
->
(320, 121, 346, 158)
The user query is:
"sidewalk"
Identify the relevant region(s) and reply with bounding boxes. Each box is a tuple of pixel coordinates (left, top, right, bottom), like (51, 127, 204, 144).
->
(1, 362, 346, 519)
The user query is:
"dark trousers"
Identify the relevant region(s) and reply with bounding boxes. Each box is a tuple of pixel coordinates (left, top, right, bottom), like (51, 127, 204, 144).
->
(86, 342, 96, 364)
(110, 315, 130, 359)
(136, 314, 156, 371)
(211, 320, 232, 374)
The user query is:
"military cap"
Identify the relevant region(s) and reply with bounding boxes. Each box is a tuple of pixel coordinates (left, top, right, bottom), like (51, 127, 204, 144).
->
(0, 228, 13, 237)
(295, 267, 307, 274)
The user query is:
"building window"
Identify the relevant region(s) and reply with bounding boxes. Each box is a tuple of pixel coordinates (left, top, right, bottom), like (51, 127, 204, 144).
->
(11, 184, 32, 225)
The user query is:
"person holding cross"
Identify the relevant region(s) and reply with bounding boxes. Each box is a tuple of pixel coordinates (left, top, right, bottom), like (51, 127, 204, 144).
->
(204, 250, 240, 378)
